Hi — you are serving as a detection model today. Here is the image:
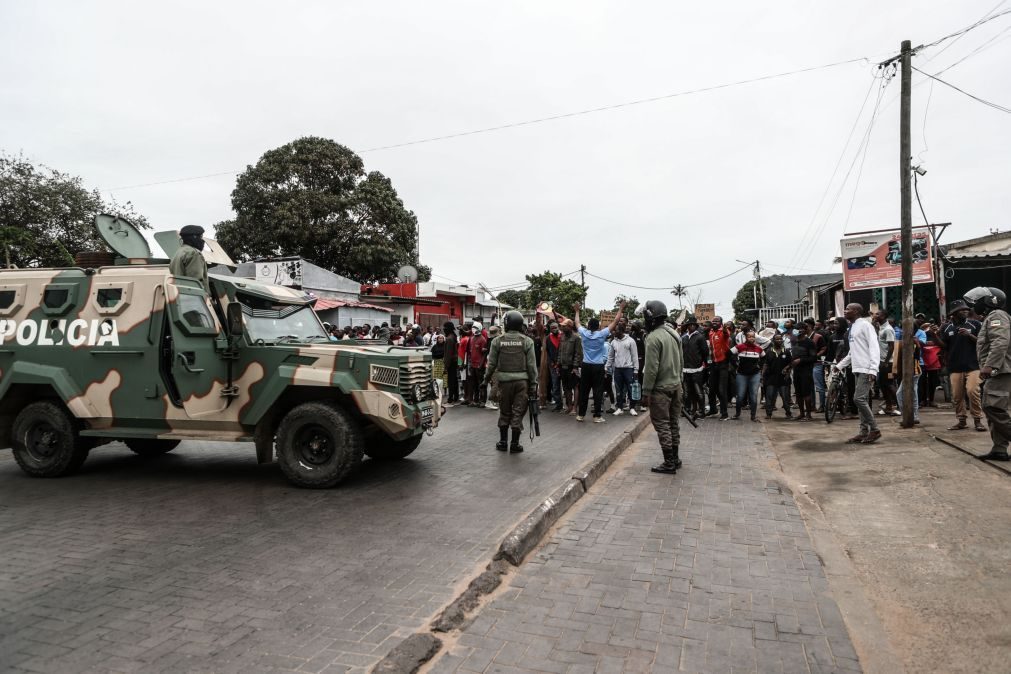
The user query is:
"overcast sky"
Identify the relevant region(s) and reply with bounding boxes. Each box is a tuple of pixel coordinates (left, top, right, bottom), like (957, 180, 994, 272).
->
(3, 1, 1010, 314)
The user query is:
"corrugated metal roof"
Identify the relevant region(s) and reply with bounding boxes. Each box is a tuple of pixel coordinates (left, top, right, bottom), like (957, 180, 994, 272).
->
(313, 298, 392, 312)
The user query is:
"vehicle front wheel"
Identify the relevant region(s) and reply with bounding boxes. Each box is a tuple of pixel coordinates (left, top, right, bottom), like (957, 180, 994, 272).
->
(275, 402, 363, 488)
(11, 401, 90, 477)
(364, 433, 423, 461)
(125, 439, 180, 456)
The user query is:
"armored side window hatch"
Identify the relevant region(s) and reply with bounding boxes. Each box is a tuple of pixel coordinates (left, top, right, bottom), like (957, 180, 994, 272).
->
(96, 288, 123, 308)
(43, 288, 69, 308)
(0, 290, 14, 310)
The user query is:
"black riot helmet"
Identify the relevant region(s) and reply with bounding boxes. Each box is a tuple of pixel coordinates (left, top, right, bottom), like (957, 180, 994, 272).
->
(179, 224, 205, 250)
(963, 286, 1006, 315)
(504, 310, 525, 332)
(642, 300, 668, 331)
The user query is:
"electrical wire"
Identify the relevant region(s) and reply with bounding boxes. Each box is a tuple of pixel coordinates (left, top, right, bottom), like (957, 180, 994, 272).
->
(917, 7, 1011, 52)
(584, 262, 753, 291)
(792, 68, 891, 271)
(104, 57, 871, 192)
(921, 0, 1009, 64)
(484, 269, 581, 292)
(783, 74, 878, 272)
(934, 21, 1011, 76)
(912, 66, 1011, 114)
(841, 78, 885, 231)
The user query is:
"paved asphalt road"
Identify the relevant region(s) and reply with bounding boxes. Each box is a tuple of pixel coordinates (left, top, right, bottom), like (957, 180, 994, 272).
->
(0, 405, 640, 673)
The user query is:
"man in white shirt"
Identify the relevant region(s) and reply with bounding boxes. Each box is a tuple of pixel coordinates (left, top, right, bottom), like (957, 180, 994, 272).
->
(835, 303, 882, 444)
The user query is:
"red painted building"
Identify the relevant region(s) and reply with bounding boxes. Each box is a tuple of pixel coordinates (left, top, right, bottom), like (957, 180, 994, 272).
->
(360, 282, 504, 328)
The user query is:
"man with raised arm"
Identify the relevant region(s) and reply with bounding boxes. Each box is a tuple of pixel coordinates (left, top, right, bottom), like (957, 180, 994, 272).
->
(573, 301, 625, 423)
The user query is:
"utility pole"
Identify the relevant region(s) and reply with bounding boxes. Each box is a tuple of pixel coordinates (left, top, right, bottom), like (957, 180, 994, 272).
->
(899, 39, 915, 428)
(580, 264, 587, 303)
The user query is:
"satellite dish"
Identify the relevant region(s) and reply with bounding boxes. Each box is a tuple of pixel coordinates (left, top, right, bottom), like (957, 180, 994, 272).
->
(397, 265, 419, 283)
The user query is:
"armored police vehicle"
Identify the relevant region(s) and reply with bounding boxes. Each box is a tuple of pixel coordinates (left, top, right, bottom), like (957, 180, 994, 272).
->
(0, 215, 441, 488)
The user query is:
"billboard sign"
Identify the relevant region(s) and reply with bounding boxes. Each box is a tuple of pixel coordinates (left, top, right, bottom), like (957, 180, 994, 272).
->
(840, 230, 932, 290)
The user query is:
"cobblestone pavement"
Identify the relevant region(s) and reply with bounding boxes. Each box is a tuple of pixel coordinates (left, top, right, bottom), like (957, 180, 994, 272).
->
(0, 406, 636, 673)
(429, 418, 861, 673)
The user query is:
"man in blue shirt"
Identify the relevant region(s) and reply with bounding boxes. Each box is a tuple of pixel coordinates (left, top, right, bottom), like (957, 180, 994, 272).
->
(573, 301, 626, 423)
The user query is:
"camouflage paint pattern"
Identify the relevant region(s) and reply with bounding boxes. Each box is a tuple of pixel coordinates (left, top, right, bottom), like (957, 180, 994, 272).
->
(0, 265, 440, 450)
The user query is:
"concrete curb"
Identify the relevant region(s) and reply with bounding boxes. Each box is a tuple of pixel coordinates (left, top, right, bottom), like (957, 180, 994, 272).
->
(372, 415, 653, 673)
(495, 478, 585, 566)
(496, 413, 651, 566)
(572, 414, 650, 491)
(373, 633, 441, 673)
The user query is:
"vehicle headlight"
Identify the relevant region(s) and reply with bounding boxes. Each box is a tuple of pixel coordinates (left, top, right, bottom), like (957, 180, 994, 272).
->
(413, 383, 424, 402)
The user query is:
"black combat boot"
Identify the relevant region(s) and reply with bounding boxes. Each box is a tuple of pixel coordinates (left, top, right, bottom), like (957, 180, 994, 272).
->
(978, 449, 1010, 461)
(509, 428, 524, 453)
(672, 445, 682, 469)
(651, 446, 677, 474)
(496, 426, 508, 451)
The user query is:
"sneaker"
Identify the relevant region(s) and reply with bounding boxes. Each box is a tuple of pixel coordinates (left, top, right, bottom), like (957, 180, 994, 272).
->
(445, 402, 456, 408)
(613, 409, 624, 417)
(593, 417, 605, 424)
(487, 402, 499, 410)
(607, 408, 617, 415)
(719, 415, 729, 421)
(861, 430, 882, 444)
(576, 416, 585, 422)
(629, 408, 638, 417)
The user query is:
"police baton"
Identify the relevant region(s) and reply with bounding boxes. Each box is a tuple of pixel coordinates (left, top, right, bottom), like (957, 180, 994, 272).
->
(528, 393, 541, 441)
(681, 406, 699, 429)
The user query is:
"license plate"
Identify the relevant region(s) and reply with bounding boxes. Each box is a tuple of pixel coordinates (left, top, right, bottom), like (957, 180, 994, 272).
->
(421, 405, 433, 420)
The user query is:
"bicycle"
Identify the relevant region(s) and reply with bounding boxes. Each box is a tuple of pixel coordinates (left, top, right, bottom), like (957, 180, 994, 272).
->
(824, 366, 847, 423)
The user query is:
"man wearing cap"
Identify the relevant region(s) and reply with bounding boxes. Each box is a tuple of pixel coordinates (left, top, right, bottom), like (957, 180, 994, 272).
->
(169, 225, 209, 291)
(940, 299, 985, 431)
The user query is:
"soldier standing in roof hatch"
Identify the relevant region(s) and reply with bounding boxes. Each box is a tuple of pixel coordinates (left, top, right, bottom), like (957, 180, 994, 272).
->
(169, 225, 209, 291)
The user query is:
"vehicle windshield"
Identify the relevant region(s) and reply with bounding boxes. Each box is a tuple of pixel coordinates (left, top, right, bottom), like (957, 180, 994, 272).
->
(238, 294, 327, 343)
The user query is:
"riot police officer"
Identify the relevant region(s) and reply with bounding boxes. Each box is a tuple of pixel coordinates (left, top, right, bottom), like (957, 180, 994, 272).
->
(483, 311, 537, 453)
(966, 286, 1011, 461)
(169, 225, 209, 291)
(641, 300, 684, 474)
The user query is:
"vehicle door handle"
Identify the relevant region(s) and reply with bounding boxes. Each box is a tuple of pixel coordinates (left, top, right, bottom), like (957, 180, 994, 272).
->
(177, 352, 205, 373)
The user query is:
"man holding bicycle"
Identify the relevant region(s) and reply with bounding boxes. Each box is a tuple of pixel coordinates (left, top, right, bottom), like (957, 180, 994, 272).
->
(834, 303, 882, 444)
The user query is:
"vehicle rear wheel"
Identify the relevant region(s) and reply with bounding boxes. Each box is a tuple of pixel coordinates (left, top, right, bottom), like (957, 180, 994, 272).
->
(364, 433, 423, 461)
(275, 401, 363, 488)
(125, 438, 180, 456)
(11, 401, 90, 477)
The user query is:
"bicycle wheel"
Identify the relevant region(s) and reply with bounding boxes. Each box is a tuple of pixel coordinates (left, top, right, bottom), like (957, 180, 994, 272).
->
(825, 381, 839, 423)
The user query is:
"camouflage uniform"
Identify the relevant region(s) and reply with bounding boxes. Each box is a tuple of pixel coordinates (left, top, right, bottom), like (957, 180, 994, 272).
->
(978, 308, 1011, 457)
(169, 243, 208, 291)
(485, 329, 537, 432)
(643, 324, 684, 470)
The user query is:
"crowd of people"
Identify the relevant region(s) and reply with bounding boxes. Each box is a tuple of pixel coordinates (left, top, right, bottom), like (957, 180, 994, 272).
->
(321, 285, 1011, 463)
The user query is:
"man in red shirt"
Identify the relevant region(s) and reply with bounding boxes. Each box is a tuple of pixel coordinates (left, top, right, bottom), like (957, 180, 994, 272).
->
(708, 316, 732, 420)
(459, 321, 472, 405)
(468, 322, 489, 407)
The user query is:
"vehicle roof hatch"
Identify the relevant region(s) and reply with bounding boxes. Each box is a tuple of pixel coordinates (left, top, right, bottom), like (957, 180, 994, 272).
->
(95, 214, 152, 259)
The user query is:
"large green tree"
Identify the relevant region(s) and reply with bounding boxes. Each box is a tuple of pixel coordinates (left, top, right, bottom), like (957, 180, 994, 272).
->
(492, 271, 588, 316)
(0, 153, 148, 268)
(215, 136, 430, 284)
(614, 294, 640, 321)
(731, 279, 761, 321)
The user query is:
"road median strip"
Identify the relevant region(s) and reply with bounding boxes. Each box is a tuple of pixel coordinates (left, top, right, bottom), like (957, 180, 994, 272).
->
(371, 414, 651, 673)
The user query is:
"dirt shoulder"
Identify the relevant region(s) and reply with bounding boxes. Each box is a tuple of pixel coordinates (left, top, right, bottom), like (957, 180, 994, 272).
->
(762, 406, 1011, 674)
